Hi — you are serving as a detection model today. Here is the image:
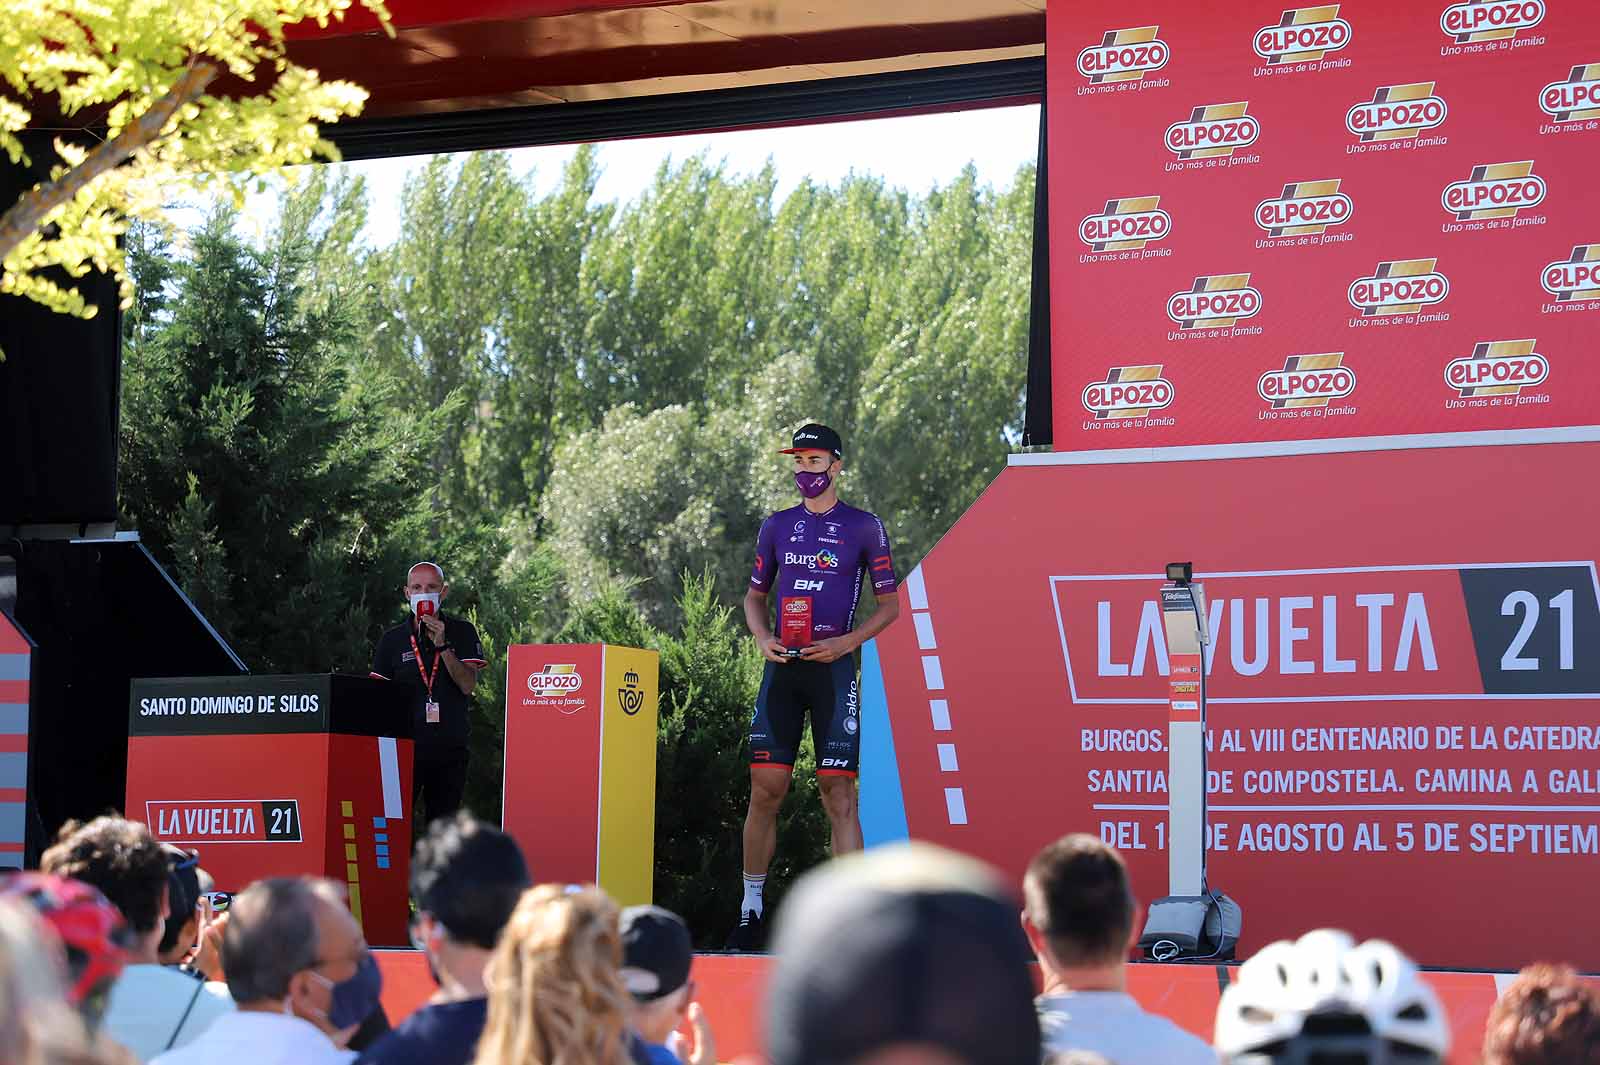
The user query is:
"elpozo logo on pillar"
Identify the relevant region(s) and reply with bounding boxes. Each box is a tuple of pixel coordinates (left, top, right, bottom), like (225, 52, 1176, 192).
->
(1080, 196, 1170, 251)
(1082, 365, 1174, 420)
(1256, 180, 1353, 238)
(1441, 161, 1546, 221)
(1542, 245, 1600, 303)
(528, 663, 583, 697)
(1167, 273, 1262, 328)
(1254, 5, 1352, 66)
(1166, 103, 1259, 158)
(1540, 64, 1600, 124)
(1259, 353, 1356, 408)
(1441, 0, 1544, 44)
(1348, 259, 1450, 316)
(1445, 339, 1548, 398)
(1077, 26, 1170, 84)
(1346, 82, 1447, 142)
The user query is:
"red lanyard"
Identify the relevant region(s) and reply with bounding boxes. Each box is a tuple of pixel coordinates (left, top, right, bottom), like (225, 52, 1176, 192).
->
(409, 631, 441, 698)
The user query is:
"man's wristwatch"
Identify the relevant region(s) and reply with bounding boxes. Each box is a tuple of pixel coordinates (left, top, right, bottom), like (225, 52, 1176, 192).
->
(437, 643, 453, 655)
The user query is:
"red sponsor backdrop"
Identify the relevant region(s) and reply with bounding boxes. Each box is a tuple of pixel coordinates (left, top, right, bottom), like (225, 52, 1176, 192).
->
(1048, 0, 1600, 447)
(875, 440, 1600, 970)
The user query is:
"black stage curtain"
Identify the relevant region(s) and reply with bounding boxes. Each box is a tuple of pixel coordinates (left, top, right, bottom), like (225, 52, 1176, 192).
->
(0, 136, 122, 529)
(1022, 98, 1052, 448)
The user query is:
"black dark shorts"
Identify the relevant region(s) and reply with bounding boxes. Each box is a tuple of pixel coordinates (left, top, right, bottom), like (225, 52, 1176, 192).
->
(749, 658, 861, 776)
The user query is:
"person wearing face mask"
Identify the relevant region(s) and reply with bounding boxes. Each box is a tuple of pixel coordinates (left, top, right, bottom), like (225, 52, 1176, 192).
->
(727, 423, 901, 951)
(152, 876, 384, 1065)
(369, 561, 488, 825)
(354, 814, 529, 1065)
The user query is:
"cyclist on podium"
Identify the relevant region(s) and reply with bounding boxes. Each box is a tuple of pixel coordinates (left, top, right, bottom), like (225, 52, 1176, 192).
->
(727, 424, 901, 950)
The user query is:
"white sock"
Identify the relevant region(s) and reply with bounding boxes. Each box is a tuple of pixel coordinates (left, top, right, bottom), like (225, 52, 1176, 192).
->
(742, 874, 766, 917)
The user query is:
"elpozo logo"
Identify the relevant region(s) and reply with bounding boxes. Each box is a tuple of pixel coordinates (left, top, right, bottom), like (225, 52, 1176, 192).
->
(1167, 103, 1259, 158)
(1348, 258, 1450, 316)
(1082, 365, 1174, 420)
(1346, 82, 1447, 141)
(1542, 245, 1600, 302)
(1541, 63, 1600, 123)
(1167, 273, 1262, 328)
(1258, 353, 1355, 408)
(528, 664, 583, 697)
(1442, 161, 1546, 221)
(1256, 179, 1352, 236)
(1078, 26, 1170, 83)
(1441, 0, 1544, 43)
(1445, 339, 1548, 397)
(1254, 5, 1352, 65)
(1080, 196, 1171, 251)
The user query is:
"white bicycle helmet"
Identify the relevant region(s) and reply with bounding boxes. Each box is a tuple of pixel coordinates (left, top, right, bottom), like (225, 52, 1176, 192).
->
(1214, 929, 1450, 1065)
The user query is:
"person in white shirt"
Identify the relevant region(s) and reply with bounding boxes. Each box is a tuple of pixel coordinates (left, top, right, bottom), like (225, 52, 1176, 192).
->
(153, 876, 384, 1065)
(1022, 833, 1218, 1065)
(40, 816, 234, 1060)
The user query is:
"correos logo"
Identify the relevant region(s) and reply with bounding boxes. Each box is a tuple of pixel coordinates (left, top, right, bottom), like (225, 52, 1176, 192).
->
(528, 665, 583, 697)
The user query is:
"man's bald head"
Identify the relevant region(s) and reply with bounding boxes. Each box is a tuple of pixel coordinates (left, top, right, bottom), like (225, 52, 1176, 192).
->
(222, 878, 322, 1005)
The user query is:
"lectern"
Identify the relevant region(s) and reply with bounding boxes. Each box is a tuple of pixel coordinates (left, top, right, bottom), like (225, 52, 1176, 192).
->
(127, 674, 413, 945)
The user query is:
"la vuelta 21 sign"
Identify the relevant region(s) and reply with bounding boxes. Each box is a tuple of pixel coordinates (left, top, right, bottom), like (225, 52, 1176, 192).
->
(1047, 0, 1600, 448)
(867, 444, 1600, 970)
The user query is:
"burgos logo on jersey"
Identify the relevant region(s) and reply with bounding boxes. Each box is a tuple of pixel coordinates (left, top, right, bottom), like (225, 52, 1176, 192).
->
(784, 550, 840, 569)
(1167, 103, 1259, 159)
(1258, 353, 1355, 408)
(1077, 26, 1170, 84)
(1348, 258, 1450, 316)
(1445, 339, 1548, 398)
(1254, 5, 1352, 65)
(1541, 64, 1600, 124)
(1082, 366, 1174, 420)
(1441, 0, 1543, 44)
(1167, 273, 1262, 328)
(1442, 161, 1546, 221)
(1542, 245, 1600, 303)
(1080, 196, 1170, 251)
(1346, 82, 1447, 142)
(528, 664, 583, 697)
(1256, 180, 1352, 237)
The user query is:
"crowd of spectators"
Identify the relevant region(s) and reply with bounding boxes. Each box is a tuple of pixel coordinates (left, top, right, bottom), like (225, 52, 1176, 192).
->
(0, 813, 1594, 1065)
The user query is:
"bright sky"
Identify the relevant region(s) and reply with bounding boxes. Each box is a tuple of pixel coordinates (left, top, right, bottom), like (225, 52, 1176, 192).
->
(312, 103, 1041, 248)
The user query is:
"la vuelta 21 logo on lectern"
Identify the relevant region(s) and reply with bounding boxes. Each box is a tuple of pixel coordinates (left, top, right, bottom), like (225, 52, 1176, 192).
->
(617, 670, 644, 716)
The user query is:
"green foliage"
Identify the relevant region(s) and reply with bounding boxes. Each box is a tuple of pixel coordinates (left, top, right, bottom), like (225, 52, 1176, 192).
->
(0, 0, 388, 325)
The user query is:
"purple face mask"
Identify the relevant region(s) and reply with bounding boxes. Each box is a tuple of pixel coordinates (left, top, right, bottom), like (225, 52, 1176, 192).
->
(795, 469, 832, 499)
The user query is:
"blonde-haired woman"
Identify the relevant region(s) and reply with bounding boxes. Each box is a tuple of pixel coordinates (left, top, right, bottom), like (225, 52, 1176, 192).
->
(474, 885, 636, 1065)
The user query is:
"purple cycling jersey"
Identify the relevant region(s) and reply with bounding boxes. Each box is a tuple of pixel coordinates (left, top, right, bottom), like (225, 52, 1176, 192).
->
(750, 502, 897, 643)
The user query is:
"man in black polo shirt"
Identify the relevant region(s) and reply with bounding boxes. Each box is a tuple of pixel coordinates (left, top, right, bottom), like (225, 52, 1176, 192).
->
(370, 562, 488, 825)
